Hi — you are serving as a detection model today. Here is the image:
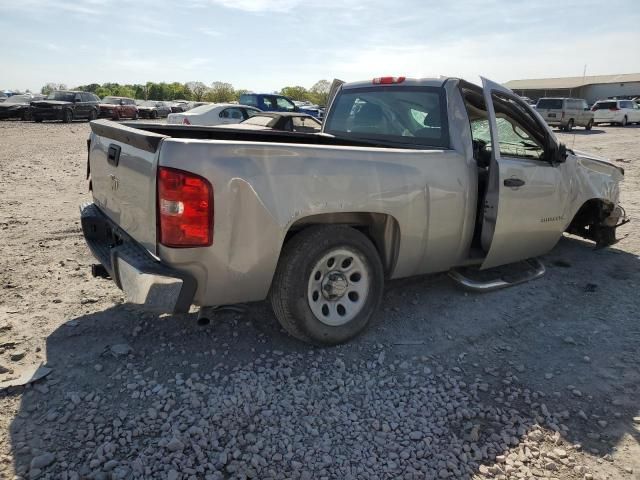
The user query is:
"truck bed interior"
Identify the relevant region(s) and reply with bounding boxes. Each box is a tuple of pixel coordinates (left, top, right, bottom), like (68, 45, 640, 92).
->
(118, 122, 422, 150)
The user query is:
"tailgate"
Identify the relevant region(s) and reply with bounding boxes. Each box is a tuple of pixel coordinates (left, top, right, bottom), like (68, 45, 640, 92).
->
(88, 120, 167, 255)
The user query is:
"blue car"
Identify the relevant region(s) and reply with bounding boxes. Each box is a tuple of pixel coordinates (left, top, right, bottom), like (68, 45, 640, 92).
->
(239, 93, 323, 119)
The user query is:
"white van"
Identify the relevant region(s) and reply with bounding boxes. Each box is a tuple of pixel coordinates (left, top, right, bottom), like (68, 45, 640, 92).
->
(535, 98, 594, 131)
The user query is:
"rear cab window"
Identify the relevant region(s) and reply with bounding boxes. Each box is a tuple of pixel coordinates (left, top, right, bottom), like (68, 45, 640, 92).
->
(324, 85, 449, 148)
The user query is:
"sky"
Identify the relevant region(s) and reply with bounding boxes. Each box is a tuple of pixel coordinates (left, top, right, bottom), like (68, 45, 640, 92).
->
(1, 0, 640, 93)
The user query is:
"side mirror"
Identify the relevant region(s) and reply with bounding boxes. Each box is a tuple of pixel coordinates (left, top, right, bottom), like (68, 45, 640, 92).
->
(553, 142, 568, 164)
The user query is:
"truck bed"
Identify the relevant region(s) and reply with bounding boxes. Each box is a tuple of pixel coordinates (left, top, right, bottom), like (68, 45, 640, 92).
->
(117, 122, 418, 149)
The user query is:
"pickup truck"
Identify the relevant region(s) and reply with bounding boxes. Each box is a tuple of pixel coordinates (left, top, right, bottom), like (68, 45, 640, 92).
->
(81, 76, 627, 345)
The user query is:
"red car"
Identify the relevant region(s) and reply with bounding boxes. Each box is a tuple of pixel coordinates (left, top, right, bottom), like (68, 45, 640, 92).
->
(98, 96, 138, 120)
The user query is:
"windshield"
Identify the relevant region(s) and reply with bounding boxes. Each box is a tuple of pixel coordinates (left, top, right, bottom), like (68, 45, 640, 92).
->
(536, 99, 563, 109)
(592, 101, 617, 110)
(5, 95, 31, 103)
(46, 91, 75, 102)
(102, 97, 121, 104)
(242, 115, 276, 127)
(324, 86, 449, 148)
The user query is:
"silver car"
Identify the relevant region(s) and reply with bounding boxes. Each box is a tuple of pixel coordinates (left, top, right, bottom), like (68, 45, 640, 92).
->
(536, 97, 594, 131)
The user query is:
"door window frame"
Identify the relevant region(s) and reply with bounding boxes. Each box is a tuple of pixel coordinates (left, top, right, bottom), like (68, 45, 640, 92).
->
(488, 89, 554, 163)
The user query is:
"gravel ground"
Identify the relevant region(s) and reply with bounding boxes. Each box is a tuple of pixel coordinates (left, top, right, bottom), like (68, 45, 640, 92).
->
(0, 120, 639, 480)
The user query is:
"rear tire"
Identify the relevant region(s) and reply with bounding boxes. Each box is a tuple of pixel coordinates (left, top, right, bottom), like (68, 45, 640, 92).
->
(585, 119, 593, 131)
(564, 119, 574, 132)
(269, 225, 384, 345)
(62, 109, 73, 123)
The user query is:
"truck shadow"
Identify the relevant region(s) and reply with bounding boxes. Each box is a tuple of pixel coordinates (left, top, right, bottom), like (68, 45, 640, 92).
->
(6, 236, 639, 478)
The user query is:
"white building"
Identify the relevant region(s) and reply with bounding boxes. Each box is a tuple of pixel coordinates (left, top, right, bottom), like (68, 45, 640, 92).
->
(504, 73, 640, 104)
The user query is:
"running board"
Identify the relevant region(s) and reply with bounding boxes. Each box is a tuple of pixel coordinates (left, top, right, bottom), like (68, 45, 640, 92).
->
(448, 258, 545, 292)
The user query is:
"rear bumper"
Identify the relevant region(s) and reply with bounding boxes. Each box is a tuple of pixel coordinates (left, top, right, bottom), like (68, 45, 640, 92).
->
(80, 202, 196, 313)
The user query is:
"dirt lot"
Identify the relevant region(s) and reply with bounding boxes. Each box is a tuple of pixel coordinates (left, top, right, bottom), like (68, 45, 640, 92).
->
(0, 120, 638, 480)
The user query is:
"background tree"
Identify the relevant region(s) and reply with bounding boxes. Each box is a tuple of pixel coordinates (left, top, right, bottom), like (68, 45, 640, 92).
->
(279, 86, 309, 101)
(186, 81, 208, 101)
(206, 81, 235, 103)
(40, 83, 67, 95)
(309, 79, 331, 106)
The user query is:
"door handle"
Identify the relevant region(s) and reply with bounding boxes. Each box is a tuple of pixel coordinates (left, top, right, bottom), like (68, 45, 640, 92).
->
(504, 178, 525, 188)
(107, 144, 121, 167)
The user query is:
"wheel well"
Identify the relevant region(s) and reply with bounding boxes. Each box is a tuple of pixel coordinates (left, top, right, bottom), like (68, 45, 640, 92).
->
(566, 199, 614, 241)
(284, 212, 401, 276)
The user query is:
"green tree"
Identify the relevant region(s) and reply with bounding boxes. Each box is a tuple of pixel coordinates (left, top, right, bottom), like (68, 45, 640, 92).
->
(206, 81, 235, 103)
(186, 81, 208, 101)
(309, 79, 331, 106)
(280, 86, 309, 101)
(41, 83, 67, 95)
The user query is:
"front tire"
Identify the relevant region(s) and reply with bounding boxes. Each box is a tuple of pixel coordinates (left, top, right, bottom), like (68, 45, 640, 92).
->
(270, 225, 384, 345)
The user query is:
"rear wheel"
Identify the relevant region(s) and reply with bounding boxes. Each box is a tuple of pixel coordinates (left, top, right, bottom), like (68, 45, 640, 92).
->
(564, 119, 574, 132)
(270, 225, 384, 345)
(62, 109, 73, 123)
(585, 119, 593, 131)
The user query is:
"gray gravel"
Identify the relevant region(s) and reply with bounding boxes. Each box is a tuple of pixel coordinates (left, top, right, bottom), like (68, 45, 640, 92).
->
(11, 351, 596, 480)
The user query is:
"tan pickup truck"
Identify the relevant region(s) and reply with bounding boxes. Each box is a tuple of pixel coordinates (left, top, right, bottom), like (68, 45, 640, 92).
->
(81, 76, 627, 345)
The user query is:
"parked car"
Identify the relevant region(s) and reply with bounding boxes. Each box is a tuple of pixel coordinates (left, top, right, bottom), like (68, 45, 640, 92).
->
(136, 100, 171, 119)
(223, 112, 322, 133)
(82, 75, 626, 345)
(239, 93, 323, 118)
(167, 103, 261, 126)
(31, 91, 100, 123)
(591, 99, 640, 126)
(169, 101, 189, 113)
(0, 93, 7, 103)
(0, 93, 43, 120)
(99, 96, 138, 120)
(535, 97, 594, 131)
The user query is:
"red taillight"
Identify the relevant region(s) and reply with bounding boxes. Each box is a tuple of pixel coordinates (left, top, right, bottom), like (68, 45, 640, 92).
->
(372, 76, 406, 85)
(158, 167, 213, 247)
(609, 107, 620, 111)
(182, 117, 191, 125)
